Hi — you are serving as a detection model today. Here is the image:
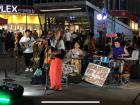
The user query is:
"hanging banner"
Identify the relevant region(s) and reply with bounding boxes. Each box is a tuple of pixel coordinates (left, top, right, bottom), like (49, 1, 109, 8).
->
(83, 63, 110, 87)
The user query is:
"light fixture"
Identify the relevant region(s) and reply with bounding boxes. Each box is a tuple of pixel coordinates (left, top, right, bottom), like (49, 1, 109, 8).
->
(102, 14, 107, 20)
(97, 14, 102, 21)
(97, 13, 107, 21)
(40, 8, 82, 12)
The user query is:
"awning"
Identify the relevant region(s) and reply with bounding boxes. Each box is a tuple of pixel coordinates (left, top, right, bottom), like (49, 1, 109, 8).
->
(0, 17, 8, 25)
(109, 10, 138, 22)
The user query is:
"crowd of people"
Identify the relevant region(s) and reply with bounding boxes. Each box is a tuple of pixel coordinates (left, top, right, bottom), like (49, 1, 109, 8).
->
(0, 28, 140, 90)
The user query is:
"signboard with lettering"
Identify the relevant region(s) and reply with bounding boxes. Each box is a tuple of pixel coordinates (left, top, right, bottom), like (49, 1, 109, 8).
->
(0, 5, 17, 13)
(62, 64, 78, 75)
(0, 5, 36, 13)
(83, 63, 110, 87)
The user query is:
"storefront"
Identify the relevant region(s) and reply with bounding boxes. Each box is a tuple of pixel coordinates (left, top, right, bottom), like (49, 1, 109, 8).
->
(0, 4, 45, 35)
(34, 1, 90, 33)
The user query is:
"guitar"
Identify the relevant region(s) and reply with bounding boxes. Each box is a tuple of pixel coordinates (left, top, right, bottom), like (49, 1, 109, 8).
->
(44, 47, 53, 64)
(44, 47, 65, 64)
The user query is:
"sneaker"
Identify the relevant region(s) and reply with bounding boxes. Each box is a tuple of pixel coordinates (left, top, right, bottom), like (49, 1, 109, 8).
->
(25, 68, 30, 72)
(30, 68, 33, 72)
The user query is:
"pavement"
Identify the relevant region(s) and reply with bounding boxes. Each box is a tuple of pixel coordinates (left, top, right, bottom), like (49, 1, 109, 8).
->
(0, 55, 140, 105)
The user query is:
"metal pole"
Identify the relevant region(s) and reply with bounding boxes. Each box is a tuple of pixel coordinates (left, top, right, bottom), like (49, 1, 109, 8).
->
(44, 14, 47, 33)
(108, 0, 110, 10)
(113, 0, 116, 10)
(26, 13, 28, 30)
(119, 0, 121, 10)
(38, 14, 43, 33)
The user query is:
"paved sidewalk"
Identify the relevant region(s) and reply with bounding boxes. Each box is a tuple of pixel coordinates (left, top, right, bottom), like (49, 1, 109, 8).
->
(0, 56, 140, 105)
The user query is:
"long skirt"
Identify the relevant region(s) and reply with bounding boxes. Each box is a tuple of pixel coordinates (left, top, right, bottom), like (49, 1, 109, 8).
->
(49, 58, 62, 90)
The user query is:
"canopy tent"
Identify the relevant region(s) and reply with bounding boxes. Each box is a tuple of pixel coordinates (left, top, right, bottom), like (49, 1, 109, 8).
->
(0, 17, 8, 25)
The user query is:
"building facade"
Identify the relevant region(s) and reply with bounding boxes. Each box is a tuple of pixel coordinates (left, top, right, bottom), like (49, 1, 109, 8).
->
(106, 0, 138, 33)
(0, 0, 134, 37)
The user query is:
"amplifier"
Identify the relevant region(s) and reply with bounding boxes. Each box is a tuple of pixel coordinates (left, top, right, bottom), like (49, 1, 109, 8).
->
(0, 82, 24, 98)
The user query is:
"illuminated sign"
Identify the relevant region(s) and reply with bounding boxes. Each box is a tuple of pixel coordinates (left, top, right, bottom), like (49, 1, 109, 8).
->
(0, 5, 17, 13)
(0, 5, 36, 13)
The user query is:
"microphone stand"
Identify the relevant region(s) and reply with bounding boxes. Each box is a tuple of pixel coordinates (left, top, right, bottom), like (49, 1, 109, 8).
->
(44, 46, 51, 95)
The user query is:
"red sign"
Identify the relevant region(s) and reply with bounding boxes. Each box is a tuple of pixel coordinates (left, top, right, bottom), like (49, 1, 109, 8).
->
(106, 33, 117, 37)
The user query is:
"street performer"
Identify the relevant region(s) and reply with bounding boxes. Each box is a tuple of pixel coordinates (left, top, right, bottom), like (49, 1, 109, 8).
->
(111, 38, 129, 84)
(112, 38, 129, 59)
(49, 30, 65, 91)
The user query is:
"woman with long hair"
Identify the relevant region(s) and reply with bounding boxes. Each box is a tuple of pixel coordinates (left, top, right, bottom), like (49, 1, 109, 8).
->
(66, 41, 84, 74)
(49, 30, 65, 91)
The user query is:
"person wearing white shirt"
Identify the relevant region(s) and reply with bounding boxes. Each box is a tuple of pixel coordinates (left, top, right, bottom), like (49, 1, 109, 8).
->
(19, 29, 35, 72)
(64, 29, 71, 50)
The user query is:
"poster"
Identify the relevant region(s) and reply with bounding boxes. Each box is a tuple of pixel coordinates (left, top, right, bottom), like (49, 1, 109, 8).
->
(62, 64, 78, 75)
(83, 63, 110, 87)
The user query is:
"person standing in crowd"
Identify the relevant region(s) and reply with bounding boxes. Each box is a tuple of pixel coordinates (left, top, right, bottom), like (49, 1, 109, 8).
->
(2, 29, 7, 54)
(19, 29, 35, 72)
(0, 30, 3, 55)
(133, 34, 140, 64)
(88, 32, 96, 58)
(64, 29, 71, 50)
(15, 31, 23, 57)
(32, 29, 39, 40)
(6, 32, 15, 57)
(36, 38, 48, 68)
(49, 30, 65, 91)
(104, 38, 112, 56)
(66, 41, 84, 74)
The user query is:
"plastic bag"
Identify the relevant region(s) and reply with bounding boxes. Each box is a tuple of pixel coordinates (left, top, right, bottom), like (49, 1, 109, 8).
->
(34, 68, 42, 77)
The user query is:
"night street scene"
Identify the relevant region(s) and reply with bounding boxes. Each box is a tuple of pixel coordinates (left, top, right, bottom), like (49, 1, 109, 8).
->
(0, 0, 140, 105)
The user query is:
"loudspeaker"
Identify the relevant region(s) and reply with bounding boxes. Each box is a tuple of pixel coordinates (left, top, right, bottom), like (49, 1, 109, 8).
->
(0, 83, 24, 98)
